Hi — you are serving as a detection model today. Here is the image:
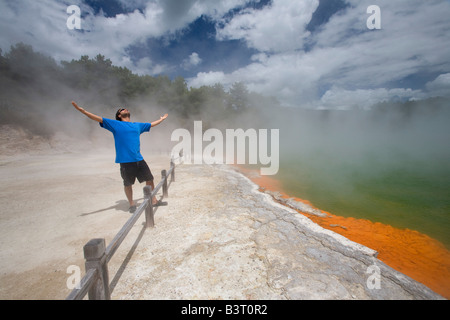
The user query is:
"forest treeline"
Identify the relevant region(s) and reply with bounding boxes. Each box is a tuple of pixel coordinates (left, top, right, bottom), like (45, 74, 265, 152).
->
(0, 43, 278, 137)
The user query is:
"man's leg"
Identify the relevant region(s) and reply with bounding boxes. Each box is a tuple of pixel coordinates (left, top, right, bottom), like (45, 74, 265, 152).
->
(124, 185, 134, 207)
(137, 160, 156, 205)
(120, 163, 137, 213)
(146, 180, 157, 205)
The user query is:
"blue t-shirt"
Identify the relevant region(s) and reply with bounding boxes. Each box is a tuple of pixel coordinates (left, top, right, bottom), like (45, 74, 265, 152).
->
(100, 118, 151, 163)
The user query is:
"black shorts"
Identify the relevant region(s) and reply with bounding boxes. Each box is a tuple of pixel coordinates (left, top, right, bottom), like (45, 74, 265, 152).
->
(120, 160, 154, 187)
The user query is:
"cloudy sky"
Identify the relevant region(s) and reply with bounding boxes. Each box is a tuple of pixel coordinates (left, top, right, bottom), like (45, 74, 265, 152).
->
(1, 0, 450, 108)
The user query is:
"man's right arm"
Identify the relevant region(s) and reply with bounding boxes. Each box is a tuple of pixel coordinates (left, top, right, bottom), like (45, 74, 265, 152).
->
(71, 101, 103, 123)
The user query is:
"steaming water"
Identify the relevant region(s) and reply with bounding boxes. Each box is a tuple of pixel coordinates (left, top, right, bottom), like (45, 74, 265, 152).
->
(277, 153, 450, 249)
(269, 106, 450, 249)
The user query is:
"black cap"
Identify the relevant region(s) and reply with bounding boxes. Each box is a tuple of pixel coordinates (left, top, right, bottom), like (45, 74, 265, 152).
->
(115, 108, 125, 121)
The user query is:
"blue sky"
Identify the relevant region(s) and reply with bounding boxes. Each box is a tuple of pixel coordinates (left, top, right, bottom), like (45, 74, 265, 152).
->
(1, 0, 450, 108)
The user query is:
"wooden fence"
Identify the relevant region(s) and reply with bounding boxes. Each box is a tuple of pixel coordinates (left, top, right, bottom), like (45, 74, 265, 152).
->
(66, 158, 177, 300)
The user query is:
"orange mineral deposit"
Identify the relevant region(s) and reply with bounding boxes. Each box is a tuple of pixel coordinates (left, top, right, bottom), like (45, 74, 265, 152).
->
(239, 167, 450, 299)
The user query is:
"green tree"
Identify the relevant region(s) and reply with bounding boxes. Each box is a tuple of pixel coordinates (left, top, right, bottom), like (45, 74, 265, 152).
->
(228, 82, 249, 111)
(5, 42, 59, 83)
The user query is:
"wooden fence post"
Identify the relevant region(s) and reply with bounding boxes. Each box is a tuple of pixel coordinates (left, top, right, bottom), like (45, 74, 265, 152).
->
(83, 238, 110, 300)
(162, 169, 168, 198)
(143, 185, 154, 228)
(170, 159, 175, 182)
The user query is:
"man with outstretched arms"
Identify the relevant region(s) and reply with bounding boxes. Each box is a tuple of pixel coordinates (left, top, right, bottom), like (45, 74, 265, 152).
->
(71, 101, 168, 213)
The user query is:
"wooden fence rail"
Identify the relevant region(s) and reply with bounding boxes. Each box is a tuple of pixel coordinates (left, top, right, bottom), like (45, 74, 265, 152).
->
(66, 158, 177, 300)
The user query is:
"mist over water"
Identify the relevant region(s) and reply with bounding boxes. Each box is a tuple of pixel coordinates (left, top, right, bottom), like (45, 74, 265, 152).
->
(270, 102, 450, 248)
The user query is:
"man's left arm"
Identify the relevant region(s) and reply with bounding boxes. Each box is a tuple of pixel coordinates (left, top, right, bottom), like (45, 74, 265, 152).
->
(150, 114, 168, 127)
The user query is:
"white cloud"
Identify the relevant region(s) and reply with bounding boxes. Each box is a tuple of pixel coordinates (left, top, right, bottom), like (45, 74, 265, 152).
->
(426, 73, 450, 98)
(114, 0, 251, 34)
(188, 51, 321, 106)
(182, 52, 202, 70)
(216, 0, 319, 52)
(188, 71, 226, 88)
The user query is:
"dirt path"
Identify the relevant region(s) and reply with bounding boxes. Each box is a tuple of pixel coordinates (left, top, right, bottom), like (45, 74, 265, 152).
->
(0, 151, 169, 299)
